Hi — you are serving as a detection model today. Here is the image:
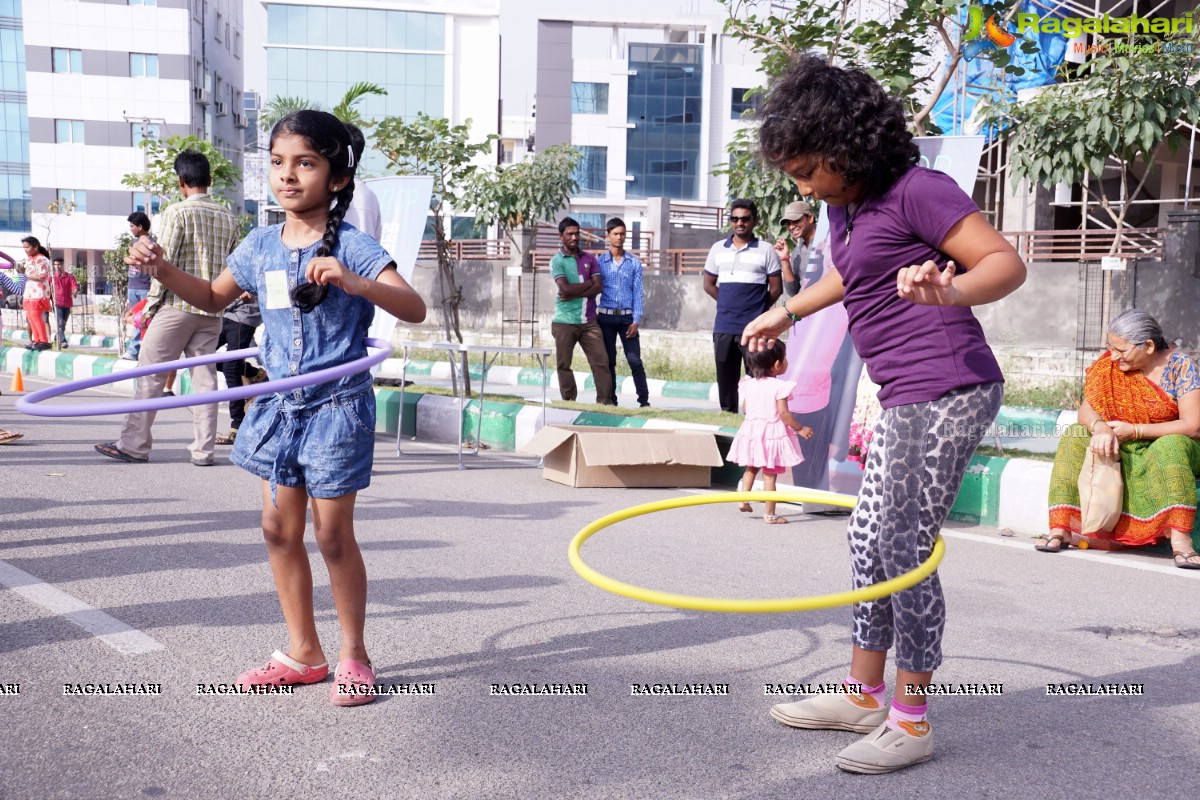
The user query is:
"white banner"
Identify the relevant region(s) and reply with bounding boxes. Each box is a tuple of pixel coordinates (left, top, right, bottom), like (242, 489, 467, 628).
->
(363, 176, 434, 357)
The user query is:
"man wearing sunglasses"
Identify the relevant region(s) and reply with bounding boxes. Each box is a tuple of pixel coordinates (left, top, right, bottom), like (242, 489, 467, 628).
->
(703, 199, 783, 413)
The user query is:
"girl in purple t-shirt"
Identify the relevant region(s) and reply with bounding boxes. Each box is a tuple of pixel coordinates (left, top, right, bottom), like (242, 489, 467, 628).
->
(742, 57, 1026, 775)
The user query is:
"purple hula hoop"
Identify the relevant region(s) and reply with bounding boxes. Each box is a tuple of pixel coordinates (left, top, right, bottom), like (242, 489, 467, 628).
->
(15, 337, 392, 418)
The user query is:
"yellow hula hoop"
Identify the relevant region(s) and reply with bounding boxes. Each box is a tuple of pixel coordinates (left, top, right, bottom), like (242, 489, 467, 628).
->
(568, 490, 945, 614)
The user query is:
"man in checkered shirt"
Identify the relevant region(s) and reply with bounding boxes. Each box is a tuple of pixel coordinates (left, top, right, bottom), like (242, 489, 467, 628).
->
(96, 150, 240, 466)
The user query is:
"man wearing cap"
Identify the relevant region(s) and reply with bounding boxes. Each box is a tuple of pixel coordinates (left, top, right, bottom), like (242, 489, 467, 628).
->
(773, 200, 817, 298)
(703, 198, 782, 414)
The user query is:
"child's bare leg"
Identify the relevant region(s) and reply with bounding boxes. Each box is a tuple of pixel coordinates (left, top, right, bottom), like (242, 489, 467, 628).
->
(763, 472, 787, 523)
(739, 467, 759, 512)
(260, 482, 324, 666)
(310, 493, 369, 664)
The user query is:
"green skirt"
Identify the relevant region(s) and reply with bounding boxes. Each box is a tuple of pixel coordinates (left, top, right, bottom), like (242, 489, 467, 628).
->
(1047, 423, 1200, 547)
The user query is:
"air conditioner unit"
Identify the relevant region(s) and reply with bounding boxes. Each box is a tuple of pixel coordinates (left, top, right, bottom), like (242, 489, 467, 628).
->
(193, 86, 210, 105)
(214, 101, 228, 116)
(232, 113, 247, 129)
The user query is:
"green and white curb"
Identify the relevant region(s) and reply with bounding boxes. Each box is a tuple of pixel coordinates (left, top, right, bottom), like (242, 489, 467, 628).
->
(7, 346, 1139, 539)
(4, 330, 120, 351)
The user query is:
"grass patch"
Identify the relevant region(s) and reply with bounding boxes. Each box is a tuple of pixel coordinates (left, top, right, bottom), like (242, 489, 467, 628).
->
(551, 400, 739, 429)
(400, 385, 527, 404)
(975, 445, 1055, 462)
(1002, 379, 1079, 410)
(398, 343, 718, 384)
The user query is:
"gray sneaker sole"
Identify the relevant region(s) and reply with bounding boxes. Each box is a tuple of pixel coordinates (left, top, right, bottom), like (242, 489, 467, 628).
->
(835, 751, 934, 774)
(769, 704, 885, 733)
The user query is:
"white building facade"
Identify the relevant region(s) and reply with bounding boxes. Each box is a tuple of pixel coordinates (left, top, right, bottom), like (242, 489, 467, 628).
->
(531, 14, 765, 234)
(4, 0, 244, 282)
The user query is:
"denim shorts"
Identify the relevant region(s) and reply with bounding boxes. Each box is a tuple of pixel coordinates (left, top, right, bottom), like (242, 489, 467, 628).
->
(231, 382, 377, 499)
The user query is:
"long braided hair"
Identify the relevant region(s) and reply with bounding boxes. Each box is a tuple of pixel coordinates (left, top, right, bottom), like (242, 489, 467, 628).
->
(271, 110, 358, 312)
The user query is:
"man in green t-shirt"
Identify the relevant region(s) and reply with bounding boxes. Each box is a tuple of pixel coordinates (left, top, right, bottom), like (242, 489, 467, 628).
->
(550, 217, 613, 404)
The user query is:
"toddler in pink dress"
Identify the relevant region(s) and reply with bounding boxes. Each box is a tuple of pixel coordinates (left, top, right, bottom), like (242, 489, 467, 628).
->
(728, 340, 814, 523)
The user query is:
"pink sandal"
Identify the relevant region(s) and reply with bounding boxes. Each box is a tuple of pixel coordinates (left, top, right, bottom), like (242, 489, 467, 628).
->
(330, 658, 376, 706)
(236, 649, 329, 690)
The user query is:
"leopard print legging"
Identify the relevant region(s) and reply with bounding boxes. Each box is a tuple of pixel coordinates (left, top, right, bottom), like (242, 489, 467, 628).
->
(847, 381, 1003, 672)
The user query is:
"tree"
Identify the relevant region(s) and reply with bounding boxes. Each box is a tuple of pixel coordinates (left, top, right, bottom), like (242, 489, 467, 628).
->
(714, 1, 1032, 224)
(120, 134, 242, 209)
(258, 82, 388, 131)
(468, 144, 581, 268)
(32, 196, 77, 257)
(102, 232, 135, 352)
(982, 28, 1200, 250)
(374, 113, 496, 391)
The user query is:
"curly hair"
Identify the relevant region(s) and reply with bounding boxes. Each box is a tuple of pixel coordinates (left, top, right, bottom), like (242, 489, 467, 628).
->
(757, 57, 918, 198)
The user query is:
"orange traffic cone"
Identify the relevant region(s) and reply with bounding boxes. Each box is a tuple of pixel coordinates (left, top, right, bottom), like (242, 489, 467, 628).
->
(9, 367, 24, 393)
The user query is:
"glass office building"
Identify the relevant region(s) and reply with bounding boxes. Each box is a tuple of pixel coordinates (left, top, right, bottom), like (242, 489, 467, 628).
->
(626, 43, 703, 201)
(0, 0, 29, 234)
(265, 3, 446, 177)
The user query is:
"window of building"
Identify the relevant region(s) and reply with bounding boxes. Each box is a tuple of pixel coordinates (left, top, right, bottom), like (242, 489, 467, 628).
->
(130, 53, 159, 78)
(57, 189, 86, 213)
(572, 146, 607, 198)
(571, 82, 609, 115)
(626, 43, 704, 200)
(55, 120, 84, 144)
(129, 0, 158, 7)
(132, 192, 161, 214)
(730, 87, 762, 119)
(131, 122, 161, 146)
(52, 48, 82, 74)
(215, 10, 223, 41)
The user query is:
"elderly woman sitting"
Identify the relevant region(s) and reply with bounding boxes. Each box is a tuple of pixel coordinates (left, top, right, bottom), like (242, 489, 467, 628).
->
(1037, 309, 1200, 568)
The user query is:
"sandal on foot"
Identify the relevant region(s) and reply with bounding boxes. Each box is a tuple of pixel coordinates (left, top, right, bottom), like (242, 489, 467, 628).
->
(1035, 534, 1068, 553)
(764, 514, 788, 525)
(94, 442, 148, 463)
(738, 503, 753, 513)
(215, 430, 238, 445)
(0, 430, 23, 445)
(1173, 551, 1200, 570)
(330, 658, 376, 706)
(236, 649, 329, 690)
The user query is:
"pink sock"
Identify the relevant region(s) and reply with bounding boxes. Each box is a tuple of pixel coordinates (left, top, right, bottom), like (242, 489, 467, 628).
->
(886, 699, 930, 736)
(844, 675, 886, 710)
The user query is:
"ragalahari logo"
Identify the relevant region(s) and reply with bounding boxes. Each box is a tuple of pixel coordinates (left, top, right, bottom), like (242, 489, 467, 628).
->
(962, 6, 1017, 61)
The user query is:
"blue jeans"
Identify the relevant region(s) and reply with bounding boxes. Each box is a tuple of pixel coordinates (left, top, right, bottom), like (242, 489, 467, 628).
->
(127, 287, 150, 356)
(598, 312, 649, 405)
(232, 379, 376, 499)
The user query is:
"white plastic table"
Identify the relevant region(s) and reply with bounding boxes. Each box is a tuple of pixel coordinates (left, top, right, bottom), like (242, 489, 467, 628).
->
(395, 341, 553, 469)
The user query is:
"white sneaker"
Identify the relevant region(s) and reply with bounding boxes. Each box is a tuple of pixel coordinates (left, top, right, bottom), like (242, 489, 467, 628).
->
(770, 691, 887, 733)
(835, 720, 935, 774)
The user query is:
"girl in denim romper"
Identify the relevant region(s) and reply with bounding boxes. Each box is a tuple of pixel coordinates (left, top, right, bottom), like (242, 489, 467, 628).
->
(125, 111, 427, 705)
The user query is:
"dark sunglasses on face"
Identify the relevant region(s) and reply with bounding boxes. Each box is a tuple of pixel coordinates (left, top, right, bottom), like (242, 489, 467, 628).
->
(729, 215, 754, 223)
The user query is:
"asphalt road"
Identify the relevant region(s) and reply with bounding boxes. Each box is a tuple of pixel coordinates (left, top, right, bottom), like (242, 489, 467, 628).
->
(1, 374, 1198, 799)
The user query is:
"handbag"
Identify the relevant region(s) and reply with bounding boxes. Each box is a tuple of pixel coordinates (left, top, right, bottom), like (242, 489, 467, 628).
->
(1077, 449, 1123, 533)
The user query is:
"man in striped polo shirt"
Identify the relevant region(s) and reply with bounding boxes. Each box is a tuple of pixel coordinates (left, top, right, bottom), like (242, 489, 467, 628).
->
(550, 217, 614, 405)
(703, 199, 783, 413)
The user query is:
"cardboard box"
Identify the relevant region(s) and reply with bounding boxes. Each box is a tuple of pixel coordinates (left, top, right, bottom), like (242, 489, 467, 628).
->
(521, 425, 723, 488)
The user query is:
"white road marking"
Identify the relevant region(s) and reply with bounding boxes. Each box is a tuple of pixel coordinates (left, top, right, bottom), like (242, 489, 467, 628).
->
(0, 560, 166, 655)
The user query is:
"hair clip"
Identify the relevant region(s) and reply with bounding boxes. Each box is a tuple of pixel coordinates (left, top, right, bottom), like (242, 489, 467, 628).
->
(346, 146, 355, 169)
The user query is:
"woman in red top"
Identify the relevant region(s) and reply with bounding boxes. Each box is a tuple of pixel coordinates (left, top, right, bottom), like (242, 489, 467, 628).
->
(20, 236, 52, 350)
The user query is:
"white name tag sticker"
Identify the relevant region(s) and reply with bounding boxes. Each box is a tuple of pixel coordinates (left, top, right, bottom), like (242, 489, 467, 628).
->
(264, 270, 290, 309)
